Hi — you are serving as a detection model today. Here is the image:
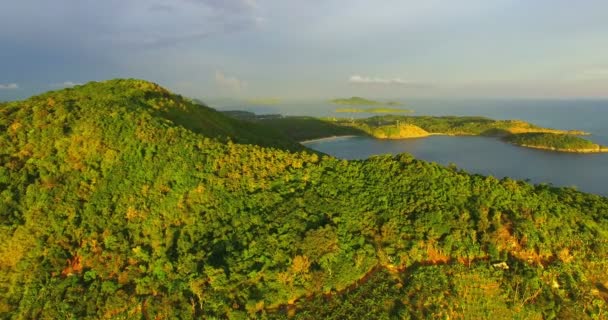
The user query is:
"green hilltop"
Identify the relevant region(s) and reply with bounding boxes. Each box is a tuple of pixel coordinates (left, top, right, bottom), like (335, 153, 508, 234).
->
(505, 132, 608, 153)
(1, 79, 607, 318)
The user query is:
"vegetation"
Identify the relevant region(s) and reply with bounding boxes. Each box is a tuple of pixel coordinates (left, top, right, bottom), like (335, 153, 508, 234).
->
(505, 133, 608, 153)
(331, 97, 402, 106)
(222, 110, 283, 121)
(345, 122, 430, 139)
(1, 79, 607, 319)
(259, 115, 599, 146)
(335, 107, 413, 114)
(331, 115, 588, 137)
(252, 116, 366, 141)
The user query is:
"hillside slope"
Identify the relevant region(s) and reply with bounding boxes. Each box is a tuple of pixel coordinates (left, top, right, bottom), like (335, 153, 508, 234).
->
(505, 132, 608, 153)
(0, 79, 606, 319)
(0, 79, 304, 152)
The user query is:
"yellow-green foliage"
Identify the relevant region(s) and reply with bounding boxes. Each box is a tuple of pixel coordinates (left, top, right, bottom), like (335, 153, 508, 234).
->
(505, 133, 606, 152)
(353, 122, 429, 139)
(262, 115, 589, 143)
(0, 79, 606, 319)
(338, 115, 587, 137)
(257, 116, 364, 141)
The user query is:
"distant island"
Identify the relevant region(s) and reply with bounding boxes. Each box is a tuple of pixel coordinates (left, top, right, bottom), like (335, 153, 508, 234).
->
(330, 96, 402, 106)
(505, 132, 608, 153)
(335, 107, 413, 114)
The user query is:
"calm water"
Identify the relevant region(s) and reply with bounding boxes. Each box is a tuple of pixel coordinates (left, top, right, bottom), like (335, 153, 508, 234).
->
(215, 99, 608, 196)
(304, 135, 608, 196)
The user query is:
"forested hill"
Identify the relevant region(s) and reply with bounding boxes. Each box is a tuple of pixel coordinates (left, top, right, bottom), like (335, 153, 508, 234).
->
(0, 79, 304, 152)
(1, 79, 607, 319)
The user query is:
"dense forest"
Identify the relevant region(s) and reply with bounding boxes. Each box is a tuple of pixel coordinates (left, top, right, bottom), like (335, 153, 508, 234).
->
(247, 114, 605, 150)
(1, 79, 607, 319)
(246, 116, 365, 141)
(319, 115, 588, 137)
(505, 133, 608, 152)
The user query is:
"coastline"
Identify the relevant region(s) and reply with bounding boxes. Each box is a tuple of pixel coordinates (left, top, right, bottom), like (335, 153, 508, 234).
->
(510, 143, 608, 154)
(299, 132, 608, 154)
(299, 135, 359, 144)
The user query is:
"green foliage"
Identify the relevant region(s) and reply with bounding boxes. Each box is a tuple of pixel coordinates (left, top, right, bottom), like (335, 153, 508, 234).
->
(334, 115, 583, 137)
(505, 132, 605, 152)
(258, 116, 365, 141)
(0, 79, 606, 319)
(335, 107, 412, 114)
(260, 114, 589, 142)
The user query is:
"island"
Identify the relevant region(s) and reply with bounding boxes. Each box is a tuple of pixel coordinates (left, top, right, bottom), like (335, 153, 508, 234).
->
(335, 107, 413, 114)
(329, 115, 588, 138)
(330, 96, 403, 106)
(504, 132, 608, 153)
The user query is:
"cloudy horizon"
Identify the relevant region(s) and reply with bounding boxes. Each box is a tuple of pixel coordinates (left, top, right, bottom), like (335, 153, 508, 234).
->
(1, 0, 608, 101)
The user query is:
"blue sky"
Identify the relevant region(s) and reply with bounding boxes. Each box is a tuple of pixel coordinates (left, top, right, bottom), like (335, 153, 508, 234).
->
(1, 0, 608, 100)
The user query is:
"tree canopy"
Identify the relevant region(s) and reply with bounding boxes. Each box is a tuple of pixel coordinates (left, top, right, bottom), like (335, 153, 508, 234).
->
(1, 79, 606, 319)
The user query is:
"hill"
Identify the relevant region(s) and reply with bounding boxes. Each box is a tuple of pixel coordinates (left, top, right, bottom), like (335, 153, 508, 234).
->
(5, 80, 304, 152)
(1, 79, 607, 319)
(341, 115, 589, 137)
(248, 116, 365, 141)
(259, 115, 601, 149)
(505, 133, 608, 153)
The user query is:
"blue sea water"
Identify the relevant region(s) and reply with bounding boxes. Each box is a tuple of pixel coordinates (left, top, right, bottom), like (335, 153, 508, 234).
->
(216, 99, 608, 196)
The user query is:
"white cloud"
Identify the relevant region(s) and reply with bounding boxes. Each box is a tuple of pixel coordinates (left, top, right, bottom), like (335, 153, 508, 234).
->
(0, 83, 18, 90)
(348, 75, 431, 88)
(51, 81, 82, 88)
(349, 75, 408, 85)
(215, 71, 247, 91)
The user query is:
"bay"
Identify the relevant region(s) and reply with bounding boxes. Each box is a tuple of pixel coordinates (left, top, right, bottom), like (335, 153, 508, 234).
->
(216, 99, 608, 195)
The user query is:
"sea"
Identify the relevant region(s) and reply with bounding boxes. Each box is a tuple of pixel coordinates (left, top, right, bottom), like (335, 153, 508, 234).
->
(213, 99, 608, 196)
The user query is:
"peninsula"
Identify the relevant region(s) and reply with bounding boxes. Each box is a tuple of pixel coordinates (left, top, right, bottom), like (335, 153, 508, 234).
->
(504, 132, 608, 153)
(330, 115, 588, 138)
(235, 113, 605, 153)
(335, 107, 413, 114)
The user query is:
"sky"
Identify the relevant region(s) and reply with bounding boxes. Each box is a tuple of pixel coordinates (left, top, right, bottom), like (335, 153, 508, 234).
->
(1, 0, 608, 101)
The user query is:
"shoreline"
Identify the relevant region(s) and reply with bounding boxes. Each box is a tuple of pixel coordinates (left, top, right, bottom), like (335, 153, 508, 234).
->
(299, 133, 608, 154)
(299, 135, 359, 144)
(510, 143, 608, 154)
